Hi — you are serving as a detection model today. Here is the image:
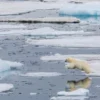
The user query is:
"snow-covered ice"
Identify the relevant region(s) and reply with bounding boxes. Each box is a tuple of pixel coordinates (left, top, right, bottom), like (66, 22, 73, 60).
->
(0, 59, 23, 72)
(51, 88, 89, 100)
(59, 2, 100, 18)
(0, 83, 14, 93)
(0, 1, 64, 15)
(26, 36, 100, 47)
(57, 88, 89, 96)
(30, 92, 37, 96)
(50, 96, 88, 100)
(0, 71, 17, 80)
(20, 72, 62, 77)
(0, 59, 11, 72)
(0, 24, 26, 29)
(0, 27, 90, 36)
(41, 53, 100, 61)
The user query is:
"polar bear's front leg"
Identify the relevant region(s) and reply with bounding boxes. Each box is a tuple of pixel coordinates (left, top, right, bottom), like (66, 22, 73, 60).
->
(82, 66, 91, 74)
(65, 63, 76, 69)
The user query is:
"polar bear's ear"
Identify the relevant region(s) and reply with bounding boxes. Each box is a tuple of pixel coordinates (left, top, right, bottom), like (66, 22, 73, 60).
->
(65, 57, 75, 63)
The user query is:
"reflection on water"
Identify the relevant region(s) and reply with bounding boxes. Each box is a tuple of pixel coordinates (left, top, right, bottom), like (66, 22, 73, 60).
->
(50, 77, 91, 100)
(66, 77, 91, 91)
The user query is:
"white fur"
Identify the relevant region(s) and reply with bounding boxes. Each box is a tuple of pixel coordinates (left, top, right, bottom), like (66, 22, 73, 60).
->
(65, 58, 91, 74)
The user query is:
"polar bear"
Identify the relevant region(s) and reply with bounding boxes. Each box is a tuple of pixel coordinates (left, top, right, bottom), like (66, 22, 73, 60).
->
(65, 57, 91, 74)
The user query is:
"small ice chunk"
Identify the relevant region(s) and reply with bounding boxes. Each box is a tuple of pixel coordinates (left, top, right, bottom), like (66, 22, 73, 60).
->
(0, 84, 14, 93)
(20, 72, 62, 77)
(0, 60, 10, 72)
(4, 61, 23, 68)
(30, 92, 37, 96)
(57, 88, 89, 96)
(0, 59, 23, 72)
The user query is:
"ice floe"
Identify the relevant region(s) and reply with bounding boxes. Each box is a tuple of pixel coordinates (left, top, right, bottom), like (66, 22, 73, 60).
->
(26, 36, 100, 47)
(51, 96, 88, 100)
(0, 1, 64, 15)
(41, 54, 100, 61)
(4, 60, 23, 68)
(59, 2, 100, 18)
(0, 24, 26, 29)
(57, 88, 89, 96)
(0, 59, 23, 72)
(51, 88, 89, 100)
(0, 60, 11, 72)
(87, 61, 100, 77)
(20, 72, 62, 77)
(0, 71, 18, 80)
(0, 27, 90, 36)
(0, 83, 14, 93)
(30, 92, 37, 96)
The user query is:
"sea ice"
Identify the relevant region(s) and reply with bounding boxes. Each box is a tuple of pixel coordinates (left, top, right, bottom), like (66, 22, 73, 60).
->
(20, 72, 62, 77)
(0, 27, 88, 36)
(0, 1, 64, 15)
(0, 83, 14, 93)
(57, 88, 89, 96)
(26, 36, 100, 47)
(41, 53, 100, 61)
(0, 59, 23, 72)
(59, 2, 100, 18)
(0, 24, 26, 29)
(50, 96, 88, 100)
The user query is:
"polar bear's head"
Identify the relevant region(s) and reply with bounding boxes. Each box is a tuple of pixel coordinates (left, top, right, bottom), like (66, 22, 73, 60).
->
(65, 57, 77, 63)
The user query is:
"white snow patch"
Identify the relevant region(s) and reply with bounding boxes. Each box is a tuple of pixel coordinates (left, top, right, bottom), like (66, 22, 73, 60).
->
(0, 27, 88, 36)
(26, 36, 100, 47)
(51, 88, 89, 100)
(57, 88, 89, 96)
(0, 84, 14, 93)
(20, 72, 62, 77)
(30, 92, 37, 96)
(59, 2, 100, 16)
(87, 61, 100, 76)
(50, 96, 88, 100)
(41, 53, 100, 61)
(0, 24, 26, 29)
(0, 1, 64, 15)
